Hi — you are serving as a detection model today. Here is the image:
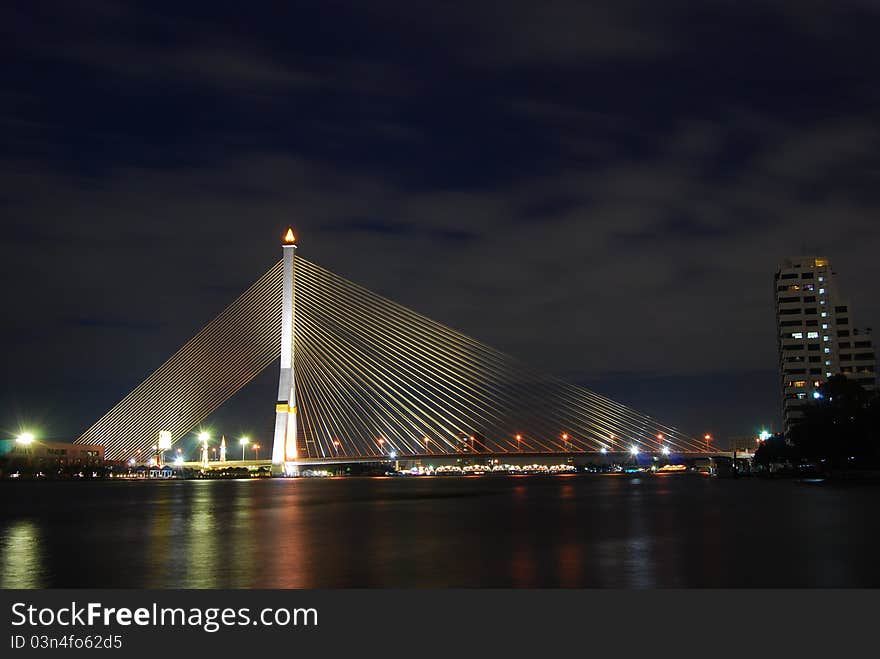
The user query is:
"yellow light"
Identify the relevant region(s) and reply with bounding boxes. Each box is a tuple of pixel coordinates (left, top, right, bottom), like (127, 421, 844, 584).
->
(284, 228, 296, 244)
(240, 436, 249, 446)
(16, 432, 34, 446)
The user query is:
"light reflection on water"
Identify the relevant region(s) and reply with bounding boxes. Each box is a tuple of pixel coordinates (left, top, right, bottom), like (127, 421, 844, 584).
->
(0, 475, 877, 588)
(0, 519, 44, 588)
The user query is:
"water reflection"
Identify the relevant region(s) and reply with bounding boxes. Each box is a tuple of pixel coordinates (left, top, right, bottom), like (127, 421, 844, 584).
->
(2, 476, 880, 587)
(1, 520, 44, 588)
(183, 481, 221, 588)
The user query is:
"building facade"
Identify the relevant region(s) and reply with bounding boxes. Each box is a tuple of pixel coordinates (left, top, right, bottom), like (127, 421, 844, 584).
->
(727, 436, 759, 456)
(775, 256, 876, 437)
(0, 440, 105, 462)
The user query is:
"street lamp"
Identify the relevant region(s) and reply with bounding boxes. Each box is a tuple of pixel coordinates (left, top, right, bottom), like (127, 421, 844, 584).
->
(253, 443, 260, 459)
(332, 439, 340, 456)
(630, 445, 639, 456)
(240, 436, 249, 461)
(704, 433, 712, 450)
(199, 431, 210, 464)
(562, 432, 569, 452)
(16, 432, 34, 458)
(424, 436, 430, 452)
(516, 434, 522, 451)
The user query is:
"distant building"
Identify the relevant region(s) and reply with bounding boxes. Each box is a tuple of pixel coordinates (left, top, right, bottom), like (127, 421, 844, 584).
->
(728, 436, 759, 455)
(775, 256, 876, 437)
(0, 440, 104, 462)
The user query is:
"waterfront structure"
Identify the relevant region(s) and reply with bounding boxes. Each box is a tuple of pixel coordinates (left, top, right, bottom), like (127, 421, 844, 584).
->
(271, 228, 298, 471)
(775, 256, 877, 437)
(727, 436, 758, 456)
(0, 439, 104, 462)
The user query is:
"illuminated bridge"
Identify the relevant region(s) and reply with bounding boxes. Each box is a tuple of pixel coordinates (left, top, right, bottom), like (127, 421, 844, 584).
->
(76, 230, 714, 469)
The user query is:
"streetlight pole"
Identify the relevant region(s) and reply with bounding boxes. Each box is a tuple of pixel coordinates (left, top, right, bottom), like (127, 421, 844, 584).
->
(240, 436, 249, 461)
(199, 432, 210, 466)
(15, 432, 34, 460)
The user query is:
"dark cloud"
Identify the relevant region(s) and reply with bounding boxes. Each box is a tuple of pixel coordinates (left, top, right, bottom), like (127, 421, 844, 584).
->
(3, 0, 880, 444)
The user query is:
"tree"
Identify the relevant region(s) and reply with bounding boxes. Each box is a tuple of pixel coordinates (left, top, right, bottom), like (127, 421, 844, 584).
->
(789, 375, 880, 465)
(753, 432, 798, 465)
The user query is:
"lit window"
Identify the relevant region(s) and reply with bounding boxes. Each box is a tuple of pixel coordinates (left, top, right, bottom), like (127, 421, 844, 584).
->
(824, 347, 831, 353)
(792, 332, 804, 339)
(825, 360, 832, 366)
(796, 393, 807, 399)
(822, 324, 828, 329)
(819, 288, 825, 294)
(820, 300, 826, 305)
(819, 277, 825, 282)
(824, 336, 830, 342)
(821, 312, 828, 318)
(791, 380, 807, 388)
(807, 332, 819, 339)
(826, 372, 832, 377)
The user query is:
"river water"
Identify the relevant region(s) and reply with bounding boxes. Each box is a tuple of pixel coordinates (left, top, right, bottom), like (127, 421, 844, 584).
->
(1, 473, 877, 588)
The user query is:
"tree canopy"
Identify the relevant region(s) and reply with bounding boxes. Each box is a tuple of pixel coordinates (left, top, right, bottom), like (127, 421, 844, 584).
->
(788, 375, 880, 465)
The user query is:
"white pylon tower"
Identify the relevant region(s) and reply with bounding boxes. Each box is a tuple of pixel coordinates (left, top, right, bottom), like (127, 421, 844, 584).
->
(220, 435, 227, 462)
(272, 228, 298, 473)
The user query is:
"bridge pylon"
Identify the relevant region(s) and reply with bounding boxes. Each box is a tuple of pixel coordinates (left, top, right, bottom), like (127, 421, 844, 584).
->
(271, 227, 298, 475)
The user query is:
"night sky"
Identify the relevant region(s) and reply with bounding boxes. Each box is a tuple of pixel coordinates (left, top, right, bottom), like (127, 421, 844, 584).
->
(4, 1, 880, 448)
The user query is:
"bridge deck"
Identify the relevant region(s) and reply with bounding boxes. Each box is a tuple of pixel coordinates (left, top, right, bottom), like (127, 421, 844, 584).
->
(170, 450, 744, 470)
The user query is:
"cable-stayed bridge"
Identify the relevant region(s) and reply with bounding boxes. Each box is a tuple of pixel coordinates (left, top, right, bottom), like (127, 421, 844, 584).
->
(76, 230, 713, 469)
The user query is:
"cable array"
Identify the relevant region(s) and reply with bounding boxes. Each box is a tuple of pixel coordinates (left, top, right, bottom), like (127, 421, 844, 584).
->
(77, 256, 707, 460)
(76, 262, 283, 460)
(294, 259, 707, 458)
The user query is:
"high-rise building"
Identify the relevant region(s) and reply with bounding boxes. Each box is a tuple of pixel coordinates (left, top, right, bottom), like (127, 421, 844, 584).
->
(775, 256, 876, 437)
